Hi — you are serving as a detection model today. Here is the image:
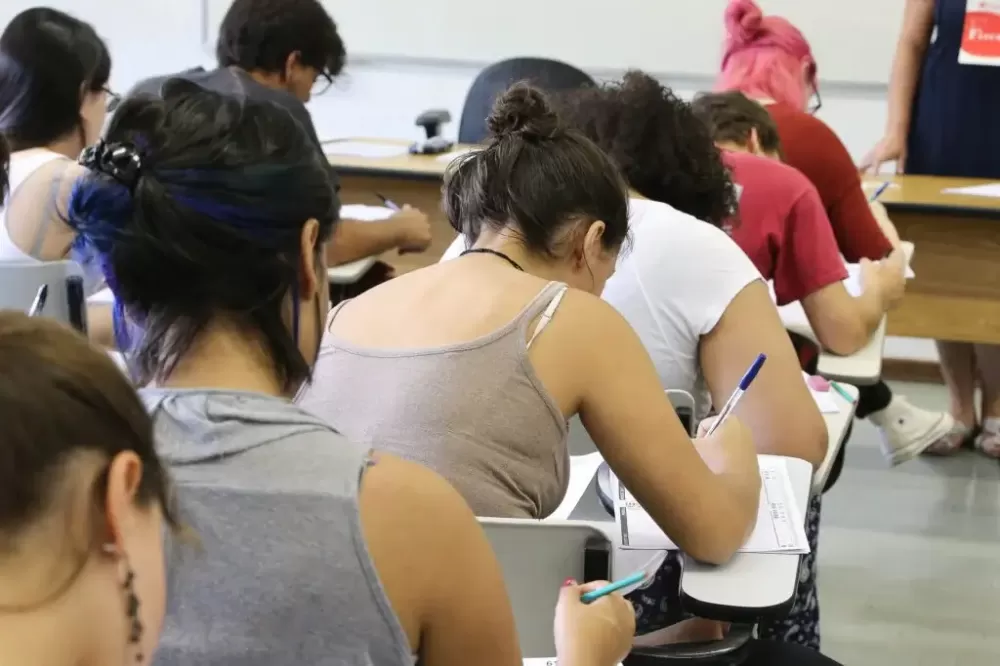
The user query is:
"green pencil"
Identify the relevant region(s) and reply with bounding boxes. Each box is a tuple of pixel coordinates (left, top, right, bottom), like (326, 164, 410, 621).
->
(830, 381, 854, 403)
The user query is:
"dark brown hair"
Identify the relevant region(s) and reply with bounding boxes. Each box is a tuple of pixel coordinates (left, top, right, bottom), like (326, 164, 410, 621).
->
(0, 312, 176, 606)
(558, 71, 738, 228)
(0, 134, 8, 199)
(691, 90, 783, 157)
(444, 82, 630, 257)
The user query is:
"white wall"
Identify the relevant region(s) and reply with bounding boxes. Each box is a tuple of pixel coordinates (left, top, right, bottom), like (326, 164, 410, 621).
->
(0, 0, 938, 362)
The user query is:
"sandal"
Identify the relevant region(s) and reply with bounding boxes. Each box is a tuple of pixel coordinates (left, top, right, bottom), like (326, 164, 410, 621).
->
(925, 422, 978, 456)
(975, 418, 1000, 459)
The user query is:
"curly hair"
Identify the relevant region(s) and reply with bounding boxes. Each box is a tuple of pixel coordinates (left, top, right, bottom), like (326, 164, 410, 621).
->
(557, 70, 737, 228)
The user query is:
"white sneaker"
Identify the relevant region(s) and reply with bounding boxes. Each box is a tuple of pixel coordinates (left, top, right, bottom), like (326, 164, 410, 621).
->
(867, 396, 956, 466)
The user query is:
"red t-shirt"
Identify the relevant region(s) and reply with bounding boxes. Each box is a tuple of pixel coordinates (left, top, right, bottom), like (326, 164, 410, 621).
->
(766, 103, 893, 262)
(724, 150, 848, 305)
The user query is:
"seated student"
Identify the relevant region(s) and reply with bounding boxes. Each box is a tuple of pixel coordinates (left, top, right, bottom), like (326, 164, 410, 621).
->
(716, 0, 954, 457)
(301, 83, 847, 666)
(0, 7, 114, 343)
(692, 91, 910, 393)
(300, 81, 762, 557)
(129, 0, 433, 269)
(0, 312, 177, 666)
(66, 82, 636, 666)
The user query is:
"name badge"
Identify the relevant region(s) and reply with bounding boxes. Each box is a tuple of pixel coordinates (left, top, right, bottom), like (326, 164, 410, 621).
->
(959, 0, 1000, 65)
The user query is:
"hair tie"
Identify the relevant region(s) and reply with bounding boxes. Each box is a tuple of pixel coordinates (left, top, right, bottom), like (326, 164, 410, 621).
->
(78, 139, 144, 192)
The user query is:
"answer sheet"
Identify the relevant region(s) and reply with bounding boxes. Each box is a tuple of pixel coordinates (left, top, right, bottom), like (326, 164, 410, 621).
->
(339, 204, 396, 222)
(323, 141, 408, 159)
(942, 183, 1000, 198)
(612, 456, 809, 554)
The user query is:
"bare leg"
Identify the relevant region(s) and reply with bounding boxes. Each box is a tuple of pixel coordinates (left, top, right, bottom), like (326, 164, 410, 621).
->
(973, 344, 1000, 457)
(937, 341, 978, 426)
(924, 341, 978, 455)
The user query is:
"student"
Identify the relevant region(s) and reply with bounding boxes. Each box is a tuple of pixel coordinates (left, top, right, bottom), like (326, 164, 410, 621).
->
(692, 91, 908, 387)
(66, 81, 636, 666)
(129, 0, 433, 267)
(861, 0, 1000, 456)
(300, 81, 762, 561)
(0, 135, 8, 199)
(552, 72, 826, 650)
(0, 312, 177, 666)
(0, 7, 114, 343)
(716, 0, 954, 458)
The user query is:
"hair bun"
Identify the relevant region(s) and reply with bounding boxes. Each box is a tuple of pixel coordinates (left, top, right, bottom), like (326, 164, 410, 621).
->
(725, 0, 765, 46)
(486, 83, 561, 141)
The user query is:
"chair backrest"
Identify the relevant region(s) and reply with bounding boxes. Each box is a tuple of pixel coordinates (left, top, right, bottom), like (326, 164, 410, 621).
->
(458, 57, 596, 144)
(479, 518, 610, 658)
(0, 260, 86, 330)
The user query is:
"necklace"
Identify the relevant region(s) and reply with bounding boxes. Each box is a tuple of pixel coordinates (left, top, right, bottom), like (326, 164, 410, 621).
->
(459, 248, 525, 272)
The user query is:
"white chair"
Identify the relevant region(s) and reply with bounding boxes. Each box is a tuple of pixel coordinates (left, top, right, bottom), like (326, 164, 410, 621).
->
(478, 518, 610, 658)
(0, 260, 87, 331)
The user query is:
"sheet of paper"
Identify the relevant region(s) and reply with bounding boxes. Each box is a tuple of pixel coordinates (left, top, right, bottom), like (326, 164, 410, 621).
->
(323, 141, 408, 159)
(613, 457, 809, 554)
(546, 453, 604, 520)
(339, 204, 396, 222)
(88, 288, 115, 305)
(941, 183, 1000, 198)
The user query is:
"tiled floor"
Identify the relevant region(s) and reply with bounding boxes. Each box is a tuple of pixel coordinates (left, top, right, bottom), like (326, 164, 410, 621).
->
(820, 382, 1000, 665)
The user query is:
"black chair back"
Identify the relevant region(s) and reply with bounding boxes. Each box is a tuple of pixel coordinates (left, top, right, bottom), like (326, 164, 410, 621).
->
(458, 57, 596, 144)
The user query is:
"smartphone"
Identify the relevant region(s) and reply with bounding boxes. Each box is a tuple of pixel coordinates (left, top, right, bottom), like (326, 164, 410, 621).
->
(65, 276, 87, 333)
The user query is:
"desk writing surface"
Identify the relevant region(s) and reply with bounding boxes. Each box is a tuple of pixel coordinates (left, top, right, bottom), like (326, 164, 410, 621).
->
(325, 138, 479, 179)
(566, 456, 810, 616)
(864, 174, 1000, 217)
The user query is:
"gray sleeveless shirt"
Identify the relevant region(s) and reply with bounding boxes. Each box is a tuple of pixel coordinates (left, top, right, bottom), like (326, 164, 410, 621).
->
(141, 388, 412, 666)
(298, 282, 570, 519)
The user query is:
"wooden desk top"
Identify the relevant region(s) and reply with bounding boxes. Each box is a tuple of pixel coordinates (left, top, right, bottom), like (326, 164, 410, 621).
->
(325, 138, 479, 180)
(864, 175, 1000, 218)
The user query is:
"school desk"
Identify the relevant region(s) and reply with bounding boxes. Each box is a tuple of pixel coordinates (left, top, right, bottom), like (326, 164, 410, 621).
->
(867, 175, 1000, 344)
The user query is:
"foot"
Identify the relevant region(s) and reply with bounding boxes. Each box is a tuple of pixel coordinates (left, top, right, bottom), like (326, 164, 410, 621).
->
(867, 397, 956, 466)
(924, 421, 978, 456)
(975, 418, 1000, 459)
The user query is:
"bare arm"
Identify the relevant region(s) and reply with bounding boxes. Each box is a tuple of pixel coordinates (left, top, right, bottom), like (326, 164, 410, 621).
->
(801, 249, 906, 356)
(360, 454, 522, 666)
(885, 0, 936, 141)
(701, 281, 827, 467)
(87, 302, 115, 349)
(327, 207, 433, 265)
(326, 219, 405, 264)
(567, 295, 760, 564)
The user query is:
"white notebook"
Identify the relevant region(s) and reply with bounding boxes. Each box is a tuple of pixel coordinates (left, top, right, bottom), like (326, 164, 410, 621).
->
(612, 455, 809, 555)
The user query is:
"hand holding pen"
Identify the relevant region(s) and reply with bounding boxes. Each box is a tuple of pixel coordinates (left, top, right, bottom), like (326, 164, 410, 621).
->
(375, 192, 433, 254)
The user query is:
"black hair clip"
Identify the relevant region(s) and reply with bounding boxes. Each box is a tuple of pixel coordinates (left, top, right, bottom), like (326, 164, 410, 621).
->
(79, 139, 144, 192)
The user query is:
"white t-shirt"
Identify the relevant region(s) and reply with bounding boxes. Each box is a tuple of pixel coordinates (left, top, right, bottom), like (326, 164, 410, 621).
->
(440, 198, 762, 416)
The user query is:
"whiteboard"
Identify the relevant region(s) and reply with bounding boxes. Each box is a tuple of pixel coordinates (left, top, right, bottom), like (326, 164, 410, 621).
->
(206, 0, 905, 85)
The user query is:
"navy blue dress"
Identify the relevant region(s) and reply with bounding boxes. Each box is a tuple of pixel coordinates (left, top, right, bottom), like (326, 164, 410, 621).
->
(907, 0, 1000, 178)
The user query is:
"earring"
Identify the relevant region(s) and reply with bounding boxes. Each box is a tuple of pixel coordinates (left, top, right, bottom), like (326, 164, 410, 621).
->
(122, 561, 144, 663)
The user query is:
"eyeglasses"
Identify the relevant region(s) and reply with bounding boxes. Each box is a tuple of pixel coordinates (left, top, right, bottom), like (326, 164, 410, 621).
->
(104, 87, 122, 113)
(807, 85, 822, 115)
(312, 72, 334, 97)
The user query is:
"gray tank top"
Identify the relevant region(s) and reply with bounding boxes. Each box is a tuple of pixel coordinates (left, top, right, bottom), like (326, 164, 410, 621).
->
(298, 281, 570, 519)
(141, 388, 412, 666)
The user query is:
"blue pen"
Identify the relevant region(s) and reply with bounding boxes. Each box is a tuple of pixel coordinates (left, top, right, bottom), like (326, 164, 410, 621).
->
(580, 571, 648, 604)
(374, 192, 401, 211)
(868, 181, 892, 202)
(706, 353, 767, 436)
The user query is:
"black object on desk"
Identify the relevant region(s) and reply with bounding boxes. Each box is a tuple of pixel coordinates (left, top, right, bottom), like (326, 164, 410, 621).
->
(66, 276, 87, 333)
(410, 109, 454, 155)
